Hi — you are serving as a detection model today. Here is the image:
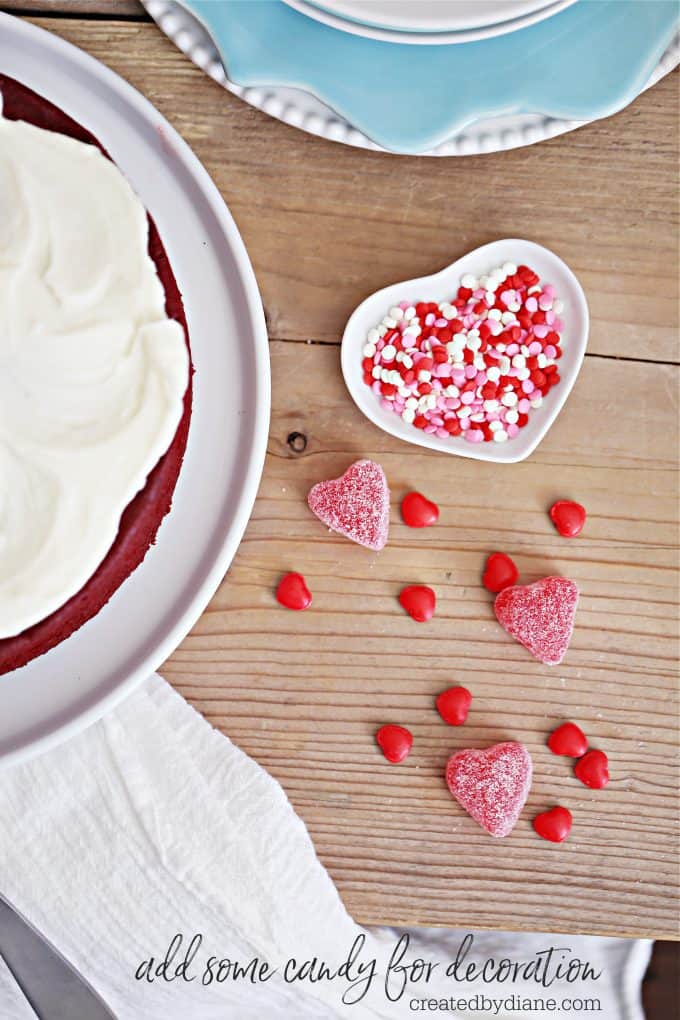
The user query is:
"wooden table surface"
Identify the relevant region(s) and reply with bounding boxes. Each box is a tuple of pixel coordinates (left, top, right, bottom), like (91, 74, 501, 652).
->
(12, 1, 679, 940)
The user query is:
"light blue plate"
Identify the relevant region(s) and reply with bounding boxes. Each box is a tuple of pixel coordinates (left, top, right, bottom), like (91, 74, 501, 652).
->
(184, 0, 678, 153)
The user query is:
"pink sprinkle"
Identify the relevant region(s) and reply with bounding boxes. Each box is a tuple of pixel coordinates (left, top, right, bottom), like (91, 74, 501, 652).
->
(533, 324, 549, 339)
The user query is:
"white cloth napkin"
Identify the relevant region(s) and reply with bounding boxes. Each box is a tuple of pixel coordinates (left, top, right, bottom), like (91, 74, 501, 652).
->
(0, 675, 651, 1019)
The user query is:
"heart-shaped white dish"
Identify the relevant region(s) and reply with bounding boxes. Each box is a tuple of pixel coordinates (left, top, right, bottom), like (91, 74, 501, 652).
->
(341, 239, 588, 463)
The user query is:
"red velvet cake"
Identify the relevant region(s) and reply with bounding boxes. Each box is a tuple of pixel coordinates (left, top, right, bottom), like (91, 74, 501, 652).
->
(0, 75, 193, 675)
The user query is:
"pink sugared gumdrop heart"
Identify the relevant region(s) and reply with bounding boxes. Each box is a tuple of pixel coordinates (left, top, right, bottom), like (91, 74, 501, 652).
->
(494, 576, 579, 665)
(445, 741, 532, 838)
(307, 459, 389, 551)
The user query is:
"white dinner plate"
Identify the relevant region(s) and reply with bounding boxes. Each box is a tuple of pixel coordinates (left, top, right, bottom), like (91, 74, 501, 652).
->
(0, 13, 270, 766)
(282, 0, 574, 45)
(310, 0, 553, 32)
(146, 0, 679, 156)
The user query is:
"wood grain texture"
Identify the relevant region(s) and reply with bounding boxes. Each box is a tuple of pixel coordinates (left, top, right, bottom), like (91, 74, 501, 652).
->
(17, 13, 680, 936)
(164, 343, 679, 937)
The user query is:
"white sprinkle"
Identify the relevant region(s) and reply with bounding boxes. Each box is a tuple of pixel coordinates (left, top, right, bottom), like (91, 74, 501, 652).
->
(401, 408, 415, 424)
(537, 353, 548, 368)
(389, 306, 404, 321)
(367, 328, 379, 343)
(381, 344, 396, 362)
(363, 343, 376, 358)
(531, 395, 543, 408)
(501, 312, 516, 325)
(527, 284, 541, 295)
(371, 366, 381, 379)
(404, 324, 421, 337)
(485, 290, 495, 305)
(461, 273, 477, 289)
(517, 367, 530, 381)
(487, 309, 502, 321)
(501, 392, 518, 407)
(440, 303, 456, 319)
(398, 386, 411, 398)
(404, 306, 417, 321)
(457, 405, 472, 418)
(418, 370, 432, 383)
(489, 419, 503, 432)
(405, 396, 418, 409)
(401, 354, 413, 369)
(378, 324, 388, 337)
(483, 399, 500, 412)
(446, 384, 460, 397)
(502, 261, 517, 275)
(493, 429, 509, 442)
(468, 335, 482, 351)
(505, 409, 519, 424)
(470, 412, 485, 423)
(486, 366, 501, 382)
(382, 316, 397, 329)
(553, 299, 564, 314)
(511, 354, 526, 369)
(499, 356, 511, 373)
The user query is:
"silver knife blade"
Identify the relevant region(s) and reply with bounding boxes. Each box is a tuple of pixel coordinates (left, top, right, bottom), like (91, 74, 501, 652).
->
(0, 895, 116, 1019)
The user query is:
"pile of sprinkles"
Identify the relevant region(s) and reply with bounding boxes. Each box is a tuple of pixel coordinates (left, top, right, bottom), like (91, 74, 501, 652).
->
(361, 262, 565, 444)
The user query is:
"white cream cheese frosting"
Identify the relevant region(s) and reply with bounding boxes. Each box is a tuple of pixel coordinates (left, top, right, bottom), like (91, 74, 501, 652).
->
(0, 114, 190, 639)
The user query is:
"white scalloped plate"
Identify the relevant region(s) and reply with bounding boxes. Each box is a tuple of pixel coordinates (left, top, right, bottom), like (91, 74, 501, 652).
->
(144, 0, 679, 156)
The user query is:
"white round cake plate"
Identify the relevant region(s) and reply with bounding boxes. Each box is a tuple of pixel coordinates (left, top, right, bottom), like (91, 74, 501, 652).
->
(282, 0, 575, 46)
(145, 0, 679, 157)
(0, 14, 270, 767)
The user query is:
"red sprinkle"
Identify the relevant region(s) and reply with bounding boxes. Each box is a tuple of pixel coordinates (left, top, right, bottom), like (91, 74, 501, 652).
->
(549, 499, 587, 538)
(548, 722, 588, 758)
(574, 749, 610, 789)
(275, 572, 312, 611)
(436, 686, 472, 726)
(398, 585, 436, 622)
(482, 552, 519, 593)
(533, 806, 573, 843)
(376, 724, 413, 764)
(401, 491, 440, 528)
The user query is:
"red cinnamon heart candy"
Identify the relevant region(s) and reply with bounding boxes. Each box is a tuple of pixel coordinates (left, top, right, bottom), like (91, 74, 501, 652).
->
(276, 572, 312, 611)
(547, 722, 588, 758)
(436, 686, 472, 726)
(376, 724, 413, 764)
(533, 806, 573, 843)
(399, 585, 436, 622)
(574, 749, 609, 789)
(550, 500, 586, 538)
(494, 576, 579, 665)
(445, 741, 533, 838)
(401, 491, 439, 528)
(308, 459, 389, 551)
(482, 552, 518, 594)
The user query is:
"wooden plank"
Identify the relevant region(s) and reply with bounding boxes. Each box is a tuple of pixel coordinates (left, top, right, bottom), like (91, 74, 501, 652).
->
(6, 1, 144, 15)
(12, 14, 679, 936)
(21, 15, 680, 362)
(162, 343, 679, 937)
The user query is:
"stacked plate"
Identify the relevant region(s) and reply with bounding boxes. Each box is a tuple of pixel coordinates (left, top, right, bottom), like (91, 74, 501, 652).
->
(283, 0, 576, 44)
(145, 0, 679, 155)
